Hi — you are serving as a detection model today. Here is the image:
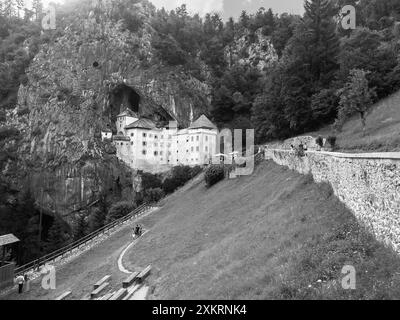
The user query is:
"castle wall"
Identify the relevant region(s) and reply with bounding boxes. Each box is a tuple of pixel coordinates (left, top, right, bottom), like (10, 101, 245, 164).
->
(265, 149, 400, 253)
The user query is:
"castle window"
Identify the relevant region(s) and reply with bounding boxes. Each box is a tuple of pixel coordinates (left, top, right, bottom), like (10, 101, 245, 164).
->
(196, 147, 199, 152)
(191, 137, 194, 142)
(143, 142, 147, 146)
(154, 143, 158, 147)
(191, 147, 194, 152)
(160, 151, 163, 156)
(149, 134, 153, 138)
(205, 136, 208, 142)
(168, 152, 171, 156)
(155, 135, 158, 139)
(205, 146, 208, 152)
(131, 142, 133, 145)
(197, 136, 199, 141)
(154, 151, 158, 156)
(143, 133, 147, 138)
(131, 133, 134, 137)
(142, 150, 146, 155)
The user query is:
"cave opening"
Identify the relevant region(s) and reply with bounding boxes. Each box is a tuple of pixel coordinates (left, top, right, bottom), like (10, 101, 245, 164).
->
(109, 84, 141, 126)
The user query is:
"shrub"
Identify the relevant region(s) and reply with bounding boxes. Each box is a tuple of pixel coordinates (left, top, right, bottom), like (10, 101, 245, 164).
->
(162, 165, 193, 194)
(106, 201, 135, 224)
(190, 166, 203, 178)
(143, 188, 165, 204)
(88, 207, 107, 233)
(17, 107, 30, 116)
(316, 136, 324, 148)
(141, 172, 162, 190)
(0, 126, 19, 141)
(162, 177, 179, 194)
(205, 165, 225, 187)
(327, 136, 337, 150)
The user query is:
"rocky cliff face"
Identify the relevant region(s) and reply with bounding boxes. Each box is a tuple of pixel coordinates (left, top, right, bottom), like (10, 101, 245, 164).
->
(7, 0, 211, 220)
(225, 28, 278, 71)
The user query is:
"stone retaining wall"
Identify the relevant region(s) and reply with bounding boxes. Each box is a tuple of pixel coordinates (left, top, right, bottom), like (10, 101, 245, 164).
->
(265, 149, 400, 252)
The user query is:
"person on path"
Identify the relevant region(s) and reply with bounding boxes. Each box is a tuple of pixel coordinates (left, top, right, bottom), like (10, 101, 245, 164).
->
(15, 275, 25, 294)
(24, 274, 30, 293)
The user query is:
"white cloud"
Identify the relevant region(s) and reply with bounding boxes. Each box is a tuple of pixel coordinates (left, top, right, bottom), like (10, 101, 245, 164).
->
(150, 0, 223, 16)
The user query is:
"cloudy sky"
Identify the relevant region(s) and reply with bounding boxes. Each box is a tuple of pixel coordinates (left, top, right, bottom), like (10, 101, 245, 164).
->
(36, 0, 305, 19)
(151, 0, 305, 18)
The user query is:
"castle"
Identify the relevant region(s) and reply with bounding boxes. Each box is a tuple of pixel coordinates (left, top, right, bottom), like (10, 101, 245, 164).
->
(107, 109, 218, 173)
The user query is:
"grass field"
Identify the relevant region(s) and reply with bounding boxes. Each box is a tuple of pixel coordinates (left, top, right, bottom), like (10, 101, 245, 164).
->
(310, 90, 400, 152)
(4, 161, 400, 300)
(124, 161, 400, 300)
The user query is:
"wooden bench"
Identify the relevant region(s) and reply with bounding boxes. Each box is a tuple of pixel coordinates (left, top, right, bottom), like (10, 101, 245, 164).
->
(91, 282, 109, 299)
(109, 288, 128, 301)
(55, 291, 72, 300)
(94, 275, 111, 290)
(123, 284, 141, 300)
(99, 293, 113, 300)
(122, 271, 140, 288)
(136, 265, 152, 283)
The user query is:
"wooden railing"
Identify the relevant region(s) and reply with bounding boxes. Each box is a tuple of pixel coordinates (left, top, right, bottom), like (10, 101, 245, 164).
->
(14, 203, 152, 277)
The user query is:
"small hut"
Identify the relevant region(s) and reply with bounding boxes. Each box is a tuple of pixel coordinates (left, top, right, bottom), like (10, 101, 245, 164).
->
(0, 234, 20, 290)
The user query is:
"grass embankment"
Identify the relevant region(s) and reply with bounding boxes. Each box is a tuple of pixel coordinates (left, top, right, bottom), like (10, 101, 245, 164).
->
(124, 161, 400, 300)
(310, 90, 400, 153)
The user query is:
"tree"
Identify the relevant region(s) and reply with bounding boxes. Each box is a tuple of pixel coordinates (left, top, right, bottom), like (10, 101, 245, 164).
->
(73, 214, 88, 241)
(336, 69, 375, 134)
(106, 201, 134, 224)
(88, 207, 106, 232)
(31, 0, 43, 21)
(338, 27, 399, 100)
(303, 0, 340, 87)
(46, 218, 70, 252)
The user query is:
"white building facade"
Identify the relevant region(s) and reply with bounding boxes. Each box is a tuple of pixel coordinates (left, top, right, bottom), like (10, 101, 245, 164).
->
(111, 111, 218, 173)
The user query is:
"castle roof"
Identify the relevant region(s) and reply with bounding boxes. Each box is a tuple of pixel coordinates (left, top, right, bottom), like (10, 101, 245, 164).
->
(117, 109, 137, 118)
(125, 118, 156, 130)
(189, 115, 217, 130)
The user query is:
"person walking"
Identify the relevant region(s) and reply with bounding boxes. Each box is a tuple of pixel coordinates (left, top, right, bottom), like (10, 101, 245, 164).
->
(24, 274, 30, 293)
(16, 275, 25, 294)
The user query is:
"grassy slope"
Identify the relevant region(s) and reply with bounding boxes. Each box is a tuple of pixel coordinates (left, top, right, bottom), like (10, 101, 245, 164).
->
(4, 161, 400, 300)
(310, 90, 400, 152)
(124, 161, 400, 300)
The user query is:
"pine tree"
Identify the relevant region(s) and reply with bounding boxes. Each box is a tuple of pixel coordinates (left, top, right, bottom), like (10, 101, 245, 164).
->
(46, 218, 70, 252)
(88, 208, 106, 233)
(303, 0, 340, 87)
(31, 0, 42, 21)
(73, 214, 88, 241)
